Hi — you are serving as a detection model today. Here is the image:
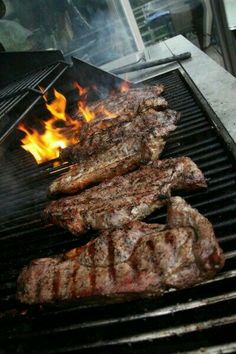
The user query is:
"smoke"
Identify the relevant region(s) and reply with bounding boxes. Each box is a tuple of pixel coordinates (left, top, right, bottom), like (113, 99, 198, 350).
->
(72, 5, 137, 66)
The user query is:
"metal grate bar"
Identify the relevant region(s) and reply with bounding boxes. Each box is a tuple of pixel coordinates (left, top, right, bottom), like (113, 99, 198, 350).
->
(0, 62, 69, 142)
(185, 342, 236, 354)
(0, 70, 236, 354)
(0, 64, 58, 99)
(73, 315, 236, 350)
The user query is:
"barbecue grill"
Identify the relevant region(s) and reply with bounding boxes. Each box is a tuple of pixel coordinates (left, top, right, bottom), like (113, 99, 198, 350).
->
(0, 35, 236, 354)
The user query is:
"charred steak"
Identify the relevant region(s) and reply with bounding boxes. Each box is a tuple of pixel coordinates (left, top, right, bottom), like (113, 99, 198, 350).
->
(61, 109, 180, 163)
(60, 84, 168, 163)
(49, 109, 180, 196)
(49, 136, 165, 197)
(44, 157, 207, 235)
(18, 197, 224, 304)
(79, 84, 166, 120)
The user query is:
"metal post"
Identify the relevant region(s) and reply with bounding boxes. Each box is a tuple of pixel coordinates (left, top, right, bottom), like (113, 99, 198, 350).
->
(210, 0, 236, 76)
(119, 0, 145, 52)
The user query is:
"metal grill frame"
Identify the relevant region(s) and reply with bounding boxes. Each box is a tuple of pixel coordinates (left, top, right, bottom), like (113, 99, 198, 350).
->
(0, 68, 236, 354)
(0, 56, 70, 144)
(177, 68, 236, 164)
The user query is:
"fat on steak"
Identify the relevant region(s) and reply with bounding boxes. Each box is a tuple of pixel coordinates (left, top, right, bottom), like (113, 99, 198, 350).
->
(18, 197, 224, 304)
(44, 157, 207, 235)
(49, 109, 180, 196)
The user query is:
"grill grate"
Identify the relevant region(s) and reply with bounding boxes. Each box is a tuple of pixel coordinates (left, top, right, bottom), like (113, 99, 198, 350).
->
(0, 70, 236, 354)
(0, 61, 69, 143)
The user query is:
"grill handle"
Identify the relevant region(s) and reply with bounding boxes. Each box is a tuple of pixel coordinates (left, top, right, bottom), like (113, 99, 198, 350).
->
(112, 52, 191, 75)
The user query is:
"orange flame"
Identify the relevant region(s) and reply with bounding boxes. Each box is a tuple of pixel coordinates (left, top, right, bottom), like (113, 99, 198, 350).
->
(120, 81, 130, 93)
(74, 82, 95, 122)
(74, 82, 117, 121)
(46, 89, 67, 120)
(19, 80, 130, 164)
(19, 89, 81, 164)
(74, 82, 87, 96)
(78, 101, 95, 122)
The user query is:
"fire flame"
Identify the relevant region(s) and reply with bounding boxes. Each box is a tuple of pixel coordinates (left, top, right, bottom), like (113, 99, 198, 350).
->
(45, 89, 67, 120)
(73, 82, 95, 122)
(18, 89, 81, 164)
(120, 81, 130, 93)
(78, 100, 95, 122)
(19, 80, 131, 164)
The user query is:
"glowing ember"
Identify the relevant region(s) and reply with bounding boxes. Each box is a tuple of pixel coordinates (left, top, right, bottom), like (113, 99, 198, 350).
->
(20, 309, 28, 316)
(120, 81, 130, 93)
(18, 89, 81, 164)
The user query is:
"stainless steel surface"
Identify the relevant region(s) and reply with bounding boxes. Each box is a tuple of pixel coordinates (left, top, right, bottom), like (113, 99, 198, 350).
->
(185, 342, 236, 354)
(210, 0, 236, 75)
(165, 35, 236, 146)
(101, 51, 146, 72)
(106, 35, 236, 148)
(223, 0, 236, 30)
(112, 52, 191, 74)
(78, 315, 236, 348)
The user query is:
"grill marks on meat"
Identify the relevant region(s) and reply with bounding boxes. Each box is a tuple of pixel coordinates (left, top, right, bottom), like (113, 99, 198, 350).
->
(60, 84, 168, 163)
(17, 84, 224, 306)
(66, 222, 167, 267)
(49, 137, 162, 197)
(79, 84, 166, 120)
(57, 85, 176, 196)
(63, 109, 180, 162)
(60, 109, 177, 162)
(49, 110, 180, 197)
(18, 197, 224, 304)
(85, 94, 168, 120)
(45, 157, 207, 235)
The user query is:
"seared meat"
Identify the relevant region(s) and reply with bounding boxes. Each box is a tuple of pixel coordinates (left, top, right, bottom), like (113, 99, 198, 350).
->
(49, 109, 180, 196)
(18, 197, 224, 304)
(60, 109, 180, 163)
(61, 83, 168, 163)
(126, 84, 165, 97)
(85, 94, 167, 120)
(49, 136, 165, 197)
(79, 84, 166, 120)
(74, 84, 166, 144)
(44, 157, 207, 235)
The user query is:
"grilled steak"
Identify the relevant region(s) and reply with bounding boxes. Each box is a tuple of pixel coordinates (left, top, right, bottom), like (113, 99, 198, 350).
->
(49, 109, 180, 196)
(18, 197, 224, 304)
(75, 84, 166, 142)
(60, 109, 180, 163)
(79, 84, 166, 120)
(61, 83, 168, 163)
(44, 157, 207, 235)
(49, 137, 165, 197)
